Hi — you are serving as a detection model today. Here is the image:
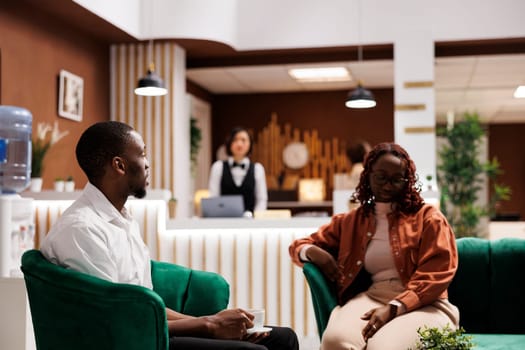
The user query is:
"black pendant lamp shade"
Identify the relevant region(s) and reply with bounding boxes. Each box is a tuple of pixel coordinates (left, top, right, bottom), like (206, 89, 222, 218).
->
(135, 63, 167, 96)
(345, 82, 376, 109)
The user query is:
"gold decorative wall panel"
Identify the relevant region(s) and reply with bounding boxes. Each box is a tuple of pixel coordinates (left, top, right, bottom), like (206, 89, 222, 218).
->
(404, 126, 435, 134)
(395, 104, 426, 111)
(251, 114, 350, 197)
(403, 81, 434, 88)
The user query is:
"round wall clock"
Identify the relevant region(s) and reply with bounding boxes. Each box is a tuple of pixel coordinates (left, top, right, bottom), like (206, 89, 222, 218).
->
(282, 142, 309, 169)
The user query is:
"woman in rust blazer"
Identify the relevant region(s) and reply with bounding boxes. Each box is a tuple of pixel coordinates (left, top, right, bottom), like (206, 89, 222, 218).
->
(289, 142, 459, 350)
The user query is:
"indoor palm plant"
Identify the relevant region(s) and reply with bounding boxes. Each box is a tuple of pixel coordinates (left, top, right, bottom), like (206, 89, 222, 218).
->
(437, 112, 511, 237)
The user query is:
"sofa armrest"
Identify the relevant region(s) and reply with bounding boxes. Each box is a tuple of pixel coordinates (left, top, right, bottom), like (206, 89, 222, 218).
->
(183, 269, 230, 316)
(151, 260, 230, 316)
(22, 250, 168, 350)
(303, 262, 338, 339)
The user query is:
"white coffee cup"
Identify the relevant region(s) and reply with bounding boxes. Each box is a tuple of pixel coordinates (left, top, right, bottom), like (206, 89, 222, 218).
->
(248, 309, 265, 330)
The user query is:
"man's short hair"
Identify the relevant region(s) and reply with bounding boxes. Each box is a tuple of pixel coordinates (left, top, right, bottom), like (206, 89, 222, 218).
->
(76, 121, 134, 182)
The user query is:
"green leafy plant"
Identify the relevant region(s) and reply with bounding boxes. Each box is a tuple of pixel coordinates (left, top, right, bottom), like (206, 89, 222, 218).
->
(190, 117, 202, 175)
(409, 325, 474, 350)
(437, 112, 511, 237)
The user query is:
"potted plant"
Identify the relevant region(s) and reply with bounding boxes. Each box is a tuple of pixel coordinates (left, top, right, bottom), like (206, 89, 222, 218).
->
(168, 197, 177, 219)
(54, 177, 65, 192)
(421, 174, 440, 208)
(437, 112, 511, 237)
(65, 175, 75, 192)
(31, 121, 69, 191)
(409, 325, 474, 350)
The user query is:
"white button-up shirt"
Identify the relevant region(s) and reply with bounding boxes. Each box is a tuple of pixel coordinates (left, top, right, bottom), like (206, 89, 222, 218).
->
(40, 183, 153, 289)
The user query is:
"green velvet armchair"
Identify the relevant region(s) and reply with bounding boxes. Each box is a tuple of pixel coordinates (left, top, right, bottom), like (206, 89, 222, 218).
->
(21, 249, 230, 350)
(303, 237, 525, 349)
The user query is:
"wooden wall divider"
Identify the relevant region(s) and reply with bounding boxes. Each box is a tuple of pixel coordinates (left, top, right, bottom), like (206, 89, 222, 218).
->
(251, 113, 350, 199)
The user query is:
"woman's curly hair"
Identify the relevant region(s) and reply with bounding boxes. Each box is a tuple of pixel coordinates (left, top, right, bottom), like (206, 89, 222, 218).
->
(353, 142, 424, 216)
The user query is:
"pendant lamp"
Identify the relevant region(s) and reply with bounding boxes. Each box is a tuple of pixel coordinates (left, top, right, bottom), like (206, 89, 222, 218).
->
(135, 41, 167, 97)
(345, 0, 376, 109)
(345, 80, 376, 109)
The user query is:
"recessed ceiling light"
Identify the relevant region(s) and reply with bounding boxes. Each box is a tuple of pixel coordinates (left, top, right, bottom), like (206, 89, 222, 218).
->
(288, 67, 352, 82)
(514, 85, 525, 98)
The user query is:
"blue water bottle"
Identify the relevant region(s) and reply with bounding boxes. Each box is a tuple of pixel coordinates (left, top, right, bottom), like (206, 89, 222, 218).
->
(0, 106, 32, 194)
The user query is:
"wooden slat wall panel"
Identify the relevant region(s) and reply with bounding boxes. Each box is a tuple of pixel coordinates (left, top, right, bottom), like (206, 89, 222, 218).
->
(251, 114, 350, 197)
(111, 43, 176, 196)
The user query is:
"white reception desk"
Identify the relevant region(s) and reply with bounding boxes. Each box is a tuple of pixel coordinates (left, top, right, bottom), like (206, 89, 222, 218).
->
(164, 217, 329, 349)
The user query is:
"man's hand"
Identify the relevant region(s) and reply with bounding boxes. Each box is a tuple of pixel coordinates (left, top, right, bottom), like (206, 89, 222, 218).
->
(360, 305, 393, 341)
(306, 246, 341, 282)
(243, 330, 269, 343)
(206, 308, 254, 340)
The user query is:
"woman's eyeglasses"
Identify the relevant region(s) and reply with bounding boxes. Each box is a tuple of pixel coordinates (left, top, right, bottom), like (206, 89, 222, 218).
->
(371, 173, 408, 187)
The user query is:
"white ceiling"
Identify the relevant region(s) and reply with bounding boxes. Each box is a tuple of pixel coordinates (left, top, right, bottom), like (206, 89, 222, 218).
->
(187, 54, 525, 124)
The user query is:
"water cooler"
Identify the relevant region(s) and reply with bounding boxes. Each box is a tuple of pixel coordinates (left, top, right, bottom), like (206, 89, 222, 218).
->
(0, 106, 36, 350)
(0, 105, 34, 277)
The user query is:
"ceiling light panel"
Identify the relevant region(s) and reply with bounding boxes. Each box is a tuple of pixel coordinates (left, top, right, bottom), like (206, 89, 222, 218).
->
(288, 67, 351, 82)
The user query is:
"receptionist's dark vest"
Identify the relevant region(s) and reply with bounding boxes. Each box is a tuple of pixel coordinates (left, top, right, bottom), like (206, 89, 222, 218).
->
(220, 160, 256, 212)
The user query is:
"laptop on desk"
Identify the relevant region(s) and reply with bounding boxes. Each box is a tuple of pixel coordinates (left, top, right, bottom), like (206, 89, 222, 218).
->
(201, 195, 245, 218)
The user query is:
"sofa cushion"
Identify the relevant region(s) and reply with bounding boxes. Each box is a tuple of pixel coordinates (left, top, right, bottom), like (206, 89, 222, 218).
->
(489, 238, 525, 333)
(469, 333, 525, 350)
(449, 238, 491, 333)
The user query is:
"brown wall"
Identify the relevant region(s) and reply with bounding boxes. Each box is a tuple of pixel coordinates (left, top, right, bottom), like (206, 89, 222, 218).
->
(0, 3, 110, 189)
(489, 124, 525, 219)
(211, 88, 394, 157)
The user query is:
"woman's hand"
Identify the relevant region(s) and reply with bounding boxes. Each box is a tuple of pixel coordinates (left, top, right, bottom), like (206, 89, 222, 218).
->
(206, 308, 254, 340)
(360, 305, 393, 341)
(306, 246, 341, 282)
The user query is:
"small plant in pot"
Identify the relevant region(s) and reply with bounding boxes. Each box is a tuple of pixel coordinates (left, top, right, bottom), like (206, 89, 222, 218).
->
(168, 197, 177, 219)
(54, 177, 65, 192)
(65, 175, 75, 192)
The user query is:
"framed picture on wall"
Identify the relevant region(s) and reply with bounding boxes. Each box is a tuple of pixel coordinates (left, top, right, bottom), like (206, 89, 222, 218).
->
(58, 69, 83, 122)
(0, 49, 2, 104)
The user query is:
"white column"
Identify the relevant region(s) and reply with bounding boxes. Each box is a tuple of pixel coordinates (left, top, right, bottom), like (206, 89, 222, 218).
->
(172, 45, 191, 218)
(394, 31, 436, 186)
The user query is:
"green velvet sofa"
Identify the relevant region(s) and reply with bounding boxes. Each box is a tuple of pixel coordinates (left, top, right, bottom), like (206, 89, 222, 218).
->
(21, 249, 230, 350)
(303, 237, 525, 349)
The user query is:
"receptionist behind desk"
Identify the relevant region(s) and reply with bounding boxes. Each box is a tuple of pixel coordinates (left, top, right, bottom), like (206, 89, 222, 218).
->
(208, 126, 268, 214)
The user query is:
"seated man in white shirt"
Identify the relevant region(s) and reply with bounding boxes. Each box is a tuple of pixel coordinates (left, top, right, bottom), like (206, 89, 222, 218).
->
(40, 121, 298, 350)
